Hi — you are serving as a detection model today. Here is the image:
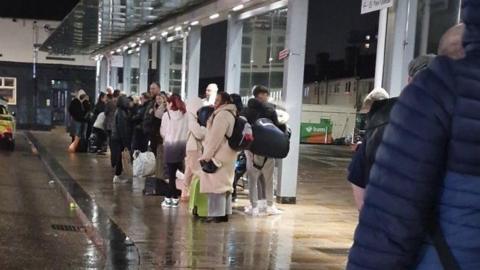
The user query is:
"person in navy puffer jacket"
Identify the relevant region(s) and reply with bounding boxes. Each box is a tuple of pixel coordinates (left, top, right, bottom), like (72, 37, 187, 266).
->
(347, 1, 480, 269)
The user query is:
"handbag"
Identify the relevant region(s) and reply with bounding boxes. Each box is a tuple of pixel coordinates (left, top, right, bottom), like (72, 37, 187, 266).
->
(200, 159, 222, 174)
(122, 150, 133, 176)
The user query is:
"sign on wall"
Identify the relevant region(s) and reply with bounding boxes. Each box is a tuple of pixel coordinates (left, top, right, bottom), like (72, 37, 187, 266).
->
(361, 0, 394, 14)
(300, 120, 334, 144)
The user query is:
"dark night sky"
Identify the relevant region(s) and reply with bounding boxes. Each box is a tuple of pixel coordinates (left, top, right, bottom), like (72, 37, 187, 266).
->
(199, 1, 379, 78)
(305, 0, 379, 64)
(0, 0, 78, 20)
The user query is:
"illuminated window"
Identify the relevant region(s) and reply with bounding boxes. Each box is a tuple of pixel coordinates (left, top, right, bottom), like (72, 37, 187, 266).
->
(0, 77, 17, 105)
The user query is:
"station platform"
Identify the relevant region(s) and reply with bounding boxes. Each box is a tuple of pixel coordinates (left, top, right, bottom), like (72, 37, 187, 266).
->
(25, 128, 358, 269)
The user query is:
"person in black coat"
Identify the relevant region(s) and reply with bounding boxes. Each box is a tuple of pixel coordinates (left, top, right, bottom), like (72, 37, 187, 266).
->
(91, 92, 108, 154)
(347, 56, 435, 210)
(68, 89, 89, 152)
(93, 92, 107, 117)
(131, 92, 151, 153)
(111, 95, 133, 183)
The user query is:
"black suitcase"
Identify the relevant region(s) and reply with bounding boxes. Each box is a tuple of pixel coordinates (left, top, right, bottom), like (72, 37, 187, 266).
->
(143, 177, 169, 196)
(142, 177, 182, 197)
(77, 137, 88, 153)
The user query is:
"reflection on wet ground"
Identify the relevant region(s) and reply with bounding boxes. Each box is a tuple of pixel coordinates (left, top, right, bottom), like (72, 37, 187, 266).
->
(29, 129, 358, 269)
(0, 134, 105, 269)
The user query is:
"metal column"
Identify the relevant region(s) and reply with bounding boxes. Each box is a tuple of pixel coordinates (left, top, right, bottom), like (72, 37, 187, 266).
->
(187, 26, 201, 99)
(384, 0, 418, 97)
(181, 36, 187, 99)
(159, 40, 171, 93)
(225, 14, 243, 94)
(123, 53, 132, 95)
(277, 0, 309, 204)
(100, 57, 109, 93)
(374, 8, 388, 89)
(110, 67, 118, 89)
(139, 44, 149, 94)
(96, 56, 108, 98)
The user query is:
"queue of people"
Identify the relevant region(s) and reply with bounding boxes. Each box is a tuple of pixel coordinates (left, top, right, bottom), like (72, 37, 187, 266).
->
(68, 82, 289, 223)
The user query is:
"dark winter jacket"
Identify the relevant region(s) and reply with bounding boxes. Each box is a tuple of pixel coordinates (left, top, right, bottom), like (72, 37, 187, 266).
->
(348, 98, 397, 188)
(104, 99, 116, 132)
(241, 98, 286, 132)
(94, 101, 106, 118)
(131, 103, 148, 132)
(111, 96, 132, 149)
(142, 99, 162, 136)
(68, 99, 86, 122)
(348, 2, 480, 269)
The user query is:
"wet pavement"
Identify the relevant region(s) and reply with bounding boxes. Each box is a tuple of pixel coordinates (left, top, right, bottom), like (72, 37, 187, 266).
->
(27, 129, 358, 269)
(0, 134, 105, 269)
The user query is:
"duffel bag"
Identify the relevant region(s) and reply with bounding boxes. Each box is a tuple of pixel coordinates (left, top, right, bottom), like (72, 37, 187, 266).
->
(250, 118, 290, 159)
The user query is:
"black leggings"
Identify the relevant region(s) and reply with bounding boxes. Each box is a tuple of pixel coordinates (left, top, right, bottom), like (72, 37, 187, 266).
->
(166, 162, 183, 199)
(111, 140, 131, 176)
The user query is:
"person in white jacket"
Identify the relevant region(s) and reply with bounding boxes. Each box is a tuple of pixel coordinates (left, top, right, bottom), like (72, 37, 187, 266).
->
(184, 97, 206, 189)
(160, 94, 188, 208)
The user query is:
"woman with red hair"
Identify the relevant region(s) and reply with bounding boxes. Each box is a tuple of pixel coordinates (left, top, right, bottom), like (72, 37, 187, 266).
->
(160, 94, 188, 208)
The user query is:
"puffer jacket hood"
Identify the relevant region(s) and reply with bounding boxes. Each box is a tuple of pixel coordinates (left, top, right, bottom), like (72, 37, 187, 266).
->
(462, 0, 480, 54)
(76, 89, 87, 101)
(186, 97, 204, 115)
(117, 95, 130, 110)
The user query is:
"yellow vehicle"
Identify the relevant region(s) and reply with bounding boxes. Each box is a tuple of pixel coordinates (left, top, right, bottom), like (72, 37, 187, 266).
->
(0, 103, 15, 151)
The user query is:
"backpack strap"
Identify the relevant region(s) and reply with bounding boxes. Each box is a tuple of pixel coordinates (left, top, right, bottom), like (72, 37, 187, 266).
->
(429, 221, 460, 270)
(252, 154, 268, 170)
(223, 110, 237, 140)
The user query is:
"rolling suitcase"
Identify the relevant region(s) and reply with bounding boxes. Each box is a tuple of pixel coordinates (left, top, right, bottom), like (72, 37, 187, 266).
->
(188, 176, 208, 217)
(77, 136, 88, 153)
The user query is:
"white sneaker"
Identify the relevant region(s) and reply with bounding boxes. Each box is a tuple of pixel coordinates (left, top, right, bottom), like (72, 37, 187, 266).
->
(245, 206, 264, 216)
(162, 198, 172, 208)
(113, 175, 129, 183)
(266, 205, 283, 216)
(257, 200, 268, 214)
(171, 198, 179, 208)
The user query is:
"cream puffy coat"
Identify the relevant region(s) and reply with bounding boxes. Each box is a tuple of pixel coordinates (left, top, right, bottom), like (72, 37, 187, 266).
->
(200, 104, 237, 194)
(185, 97, 206, 152)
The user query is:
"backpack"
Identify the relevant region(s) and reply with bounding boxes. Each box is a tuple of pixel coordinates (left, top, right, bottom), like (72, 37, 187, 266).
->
(224, 111, 253, 151)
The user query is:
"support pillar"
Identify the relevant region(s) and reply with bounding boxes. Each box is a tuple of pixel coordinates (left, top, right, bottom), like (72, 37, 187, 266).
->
(159, 40, 171, 93)
(139, 44, 149, 94)
(225, 14, 243, 94)
(374, 8, 388, 89)
(181, 36, 187, 99)
(110, 67, 118, 90)
(187, 26, 201, 99)
(383, 0, 418, 97)
(277, 0, 309, 204)
(96, 56, 108, 98)
(123, 53, 131, 95)
(100, 57, 108, 92)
